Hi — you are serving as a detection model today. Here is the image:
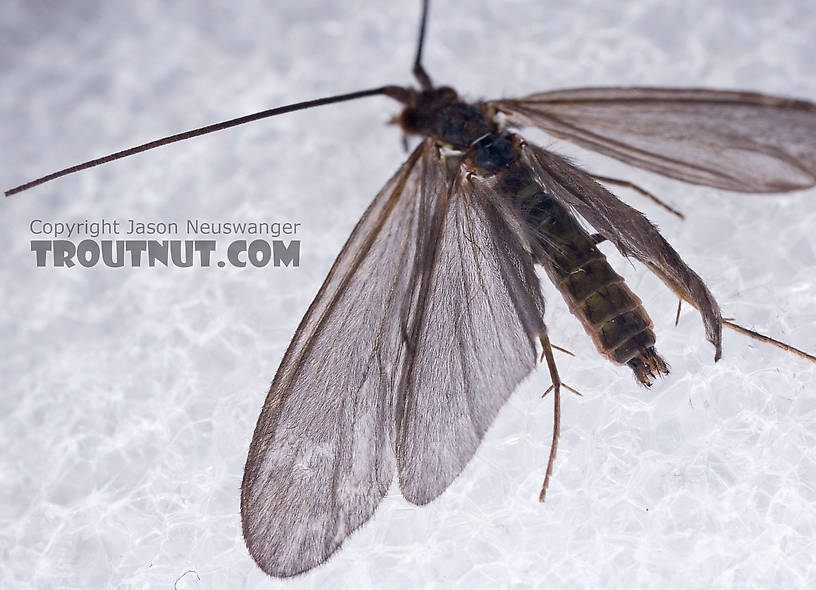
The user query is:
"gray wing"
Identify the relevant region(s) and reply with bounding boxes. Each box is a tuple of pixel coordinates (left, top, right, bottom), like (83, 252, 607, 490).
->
(492, 87, 816, 192)
(241, 138, 447, 577)
(396, 164, 547, 505)
(519, 139, 722, 360)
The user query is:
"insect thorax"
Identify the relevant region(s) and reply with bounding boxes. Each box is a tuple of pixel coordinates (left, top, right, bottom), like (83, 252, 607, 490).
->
(399, 88, 493, 144)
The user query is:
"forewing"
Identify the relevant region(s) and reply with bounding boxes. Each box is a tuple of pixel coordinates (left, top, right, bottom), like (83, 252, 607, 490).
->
(519, 140, 722, 359)
(397, 165, 547, 505)
(241, 138, 448, 577)
(492, 87, 816, 192)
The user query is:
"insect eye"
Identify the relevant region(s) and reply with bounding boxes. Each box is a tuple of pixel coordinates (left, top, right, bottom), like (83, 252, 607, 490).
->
(399, 109, 421, 133)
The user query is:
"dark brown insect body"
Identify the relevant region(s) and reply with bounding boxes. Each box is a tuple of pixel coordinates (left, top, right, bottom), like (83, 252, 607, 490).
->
(400, 87, 668, 385)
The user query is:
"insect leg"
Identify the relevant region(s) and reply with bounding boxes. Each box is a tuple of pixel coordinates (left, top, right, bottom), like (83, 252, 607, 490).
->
(551, 343, 576, 357)
(723, 319, 816, 363)
(538, 330, 562, 502)
(591, 174, 685, 220)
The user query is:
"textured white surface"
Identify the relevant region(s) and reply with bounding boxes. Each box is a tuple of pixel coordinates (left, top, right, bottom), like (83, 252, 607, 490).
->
(2, 1, 815, 588)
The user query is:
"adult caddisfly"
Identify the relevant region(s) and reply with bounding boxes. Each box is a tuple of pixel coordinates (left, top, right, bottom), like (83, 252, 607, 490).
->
(6, 0, 816, 579)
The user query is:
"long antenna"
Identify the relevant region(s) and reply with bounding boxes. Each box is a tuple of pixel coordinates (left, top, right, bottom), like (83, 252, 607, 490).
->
(412, 0, 433, 89)
(6, 85, 408, 197)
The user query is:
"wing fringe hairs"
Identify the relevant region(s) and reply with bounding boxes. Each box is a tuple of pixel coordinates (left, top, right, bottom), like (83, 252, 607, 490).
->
(241, 138, 548, 577)
(517, 139, 723, 359)
(493, 88, 816, 192)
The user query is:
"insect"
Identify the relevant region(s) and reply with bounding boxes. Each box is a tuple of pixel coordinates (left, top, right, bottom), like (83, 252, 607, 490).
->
(6, 0, 816, 581)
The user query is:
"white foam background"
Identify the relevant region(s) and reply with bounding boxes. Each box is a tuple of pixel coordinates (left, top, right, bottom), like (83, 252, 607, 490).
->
(2, 1, 815, 588)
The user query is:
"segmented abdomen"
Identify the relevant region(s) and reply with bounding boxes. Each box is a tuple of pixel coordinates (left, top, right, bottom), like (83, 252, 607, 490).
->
(510, 176, 669, 386)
